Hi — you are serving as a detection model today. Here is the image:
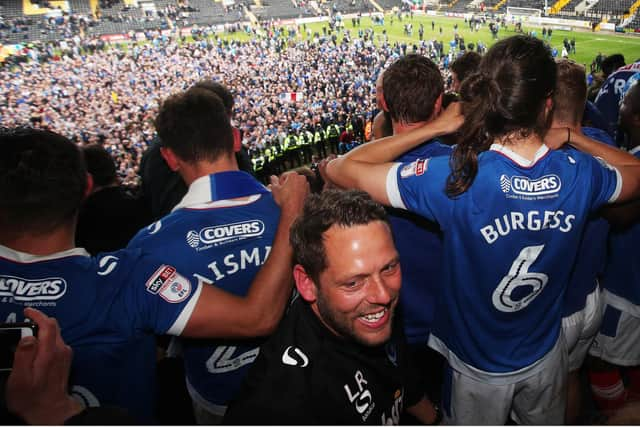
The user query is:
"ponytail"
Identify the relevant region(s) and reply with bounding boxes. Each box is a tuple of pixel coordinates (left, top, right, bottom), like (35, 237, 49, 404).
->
(445, 35, 556, 198)
(446, 73, 500, 197)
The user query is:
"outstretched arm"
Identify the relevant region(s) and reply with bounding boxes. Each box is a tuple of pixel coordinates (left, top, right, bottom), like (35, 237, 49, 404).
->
(327, 102, 462, 205)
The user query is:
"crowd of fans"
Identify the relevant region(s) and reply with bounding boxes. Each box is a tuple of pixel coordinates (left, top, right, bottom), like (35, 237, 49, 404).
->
(0, 11, 588, 188)
(0, 16, 466, 186)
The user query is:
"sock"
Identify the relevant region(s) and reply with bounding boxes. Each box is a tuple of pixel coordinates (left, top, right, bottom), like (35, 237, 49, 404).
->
(589, 370, 627, 413)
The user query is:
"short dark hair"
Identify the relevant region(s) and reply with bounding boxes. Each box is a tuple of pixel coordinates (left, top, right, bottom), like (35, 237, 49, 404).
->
(191, 79, 234, 116)
(290, 190, 389, 283)
(382, 54, 444, 125)
(155, 88, 234, 163)
(553, 59, 587, 125)
(450, 51, 482, 87)
(0, 127, 87, 234)
(601, 54, 625, 77)
(83, 143, 117, 187)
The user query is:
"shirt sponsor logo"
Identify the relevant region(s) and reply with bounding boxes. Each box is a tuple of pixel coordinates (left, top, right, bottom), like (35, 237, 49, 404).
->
(500, 174, 561, 196)
(145, 265, 191, 303)
(0, 275, 67, 301)
(186, 220, 265, 248)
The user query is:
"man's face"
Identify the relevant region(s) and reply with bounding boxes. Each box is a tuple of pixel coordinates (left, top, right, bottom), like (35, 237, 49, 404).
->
(311, 221, 401, 347)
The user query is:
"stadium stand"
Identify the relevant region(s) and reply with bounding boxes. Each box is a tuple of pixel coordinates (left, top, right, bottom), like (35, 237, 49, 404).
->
(69, 0, 95, 16)
(591, 0, 636, 16)
(252, 0, 306, 21)
(504, 0, 546, 9)
(628, 10, 640, 30)
(554, 0, 586, 15)
(372, 0, 400, 11)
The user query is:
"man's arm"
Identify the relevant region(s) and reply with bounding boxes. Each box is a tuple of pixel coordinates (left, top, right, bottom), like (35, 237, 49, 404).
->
(326, 103, 462, 206)
(545, 127, 640, 203)
(181, 172, 309, 339)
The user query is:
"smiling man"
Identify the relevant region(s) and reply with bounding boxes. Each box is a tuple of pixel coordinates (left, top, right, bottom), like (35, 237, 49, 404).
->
(224, 190, 438, 425)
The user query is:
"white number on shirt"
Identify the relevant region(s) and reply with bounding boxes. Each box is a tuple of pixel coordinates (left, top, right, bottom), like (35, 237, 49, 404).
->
(492, 245, 548, 312)
(205, 345, 259, 374)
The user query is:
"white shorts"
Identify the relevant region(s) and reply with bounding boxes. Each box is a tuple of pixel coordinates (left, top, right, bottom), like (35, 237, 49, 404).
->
(562, 286, 602, 372)
(589, 290, 640, 366)
(441, 335, 568, 425)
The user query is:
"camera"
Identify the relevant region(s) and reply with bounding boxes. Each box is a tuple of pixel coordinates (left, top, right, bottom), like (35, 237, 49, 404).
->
(0, 323, 38, 372)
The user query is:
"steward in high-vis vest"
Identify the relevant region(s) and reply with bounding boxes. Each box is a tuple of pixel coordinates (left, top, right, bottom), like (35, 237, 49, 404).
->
(325, 123, 340, 155)
(250, 149, 266, 184)
(314, 125, 327, 158)
(284, 130, 301, 169)
(268, 140, 284, 175)
(301, 128, 314, 164)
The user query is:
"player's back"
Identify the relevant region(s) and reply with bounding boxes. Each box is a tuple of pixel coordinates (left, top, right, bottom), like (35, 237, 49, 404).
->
(0, 246, 173, 422)
(418, 145, 619, 376)
(128, 183, 280, 413)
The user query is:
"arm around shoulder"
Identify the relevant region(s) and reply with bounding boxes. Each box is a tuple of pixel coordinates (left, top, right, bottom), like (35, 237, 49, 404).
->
(546, 127, 640, 203)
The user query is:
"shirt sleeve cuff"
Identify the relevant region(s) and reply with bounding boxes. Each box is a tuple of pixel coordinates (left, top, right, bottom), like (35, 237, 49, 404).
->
(386, 163, 407, 210)
(607, 166, 622, 204)
(166, 280, 203, 336)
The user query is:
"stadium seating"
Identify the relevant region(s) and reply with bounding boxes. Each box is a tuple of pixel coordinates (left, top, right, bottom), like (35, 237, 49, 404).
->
(374, 0, 401, 10)
(627, 10, 640, 30)
(553, 0, 582, 14)
(69, 0, 94, 16)
(253, 0, 306, 21)
(503, 0, 546, 11)
(591, 0, 635, 15)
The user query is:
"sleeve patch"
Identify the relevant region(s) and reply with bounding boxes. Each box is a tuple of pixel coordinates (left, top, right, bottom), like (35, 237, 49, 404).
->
(146, 265, 192, 303)
(400, 159, 428, 178)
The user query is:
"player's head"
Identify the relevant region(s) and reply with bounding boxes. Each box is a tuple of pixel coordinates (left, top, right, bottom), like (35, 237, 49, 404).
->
(450, 51, 481, 93)
(155, 87, 234, 164)
(552, 59, 587, 126)
(191, 79, 235, 117)
(82, 143, 117, 188)
(619, 78, 640, 137)
(601, 54, 625, 77)
(0, 127, 87, 236)
(382, 54, 444, 126)
(290, 190, 400, 347)
(450, 35, 556, 197)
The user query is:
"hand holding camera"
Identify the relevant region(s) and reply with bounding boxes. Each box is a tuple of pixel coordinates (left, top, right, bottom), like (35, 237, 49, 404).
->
(6, 308, 83, 425)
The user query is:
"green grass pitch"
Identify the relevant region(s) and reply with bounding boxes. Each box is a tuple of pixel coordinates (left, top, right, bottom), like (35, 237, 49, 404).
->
(223, 13, 640, 68)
